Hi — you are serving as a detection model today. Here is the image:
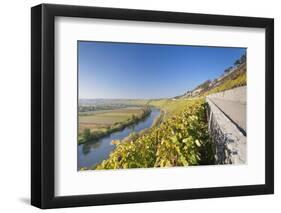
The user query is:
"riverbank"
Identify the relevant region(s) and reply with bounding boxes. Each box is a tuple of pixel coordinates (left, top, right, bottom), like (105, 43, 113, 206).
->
(78, 106, 152, 144)
(115, 108, 164, 144)
(78, 108, 161, 169)
(94, 99, 214, 170)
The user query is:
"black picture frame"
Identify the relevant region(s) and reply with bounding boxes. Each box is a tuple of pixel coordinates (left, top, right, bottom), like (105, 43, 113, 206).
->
(31, 3, 274, 209)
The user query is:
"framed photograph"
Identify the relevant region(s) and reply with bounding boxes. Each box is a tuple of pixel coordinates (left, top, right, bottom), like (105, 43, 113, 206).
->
(31, 4, 274, 209)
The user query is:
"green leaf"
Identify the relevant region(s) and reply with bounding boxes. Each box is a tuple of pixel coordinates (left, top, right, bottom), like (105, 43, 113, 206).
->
(170, 136, 178, 143)
(195, 139, 201, 147)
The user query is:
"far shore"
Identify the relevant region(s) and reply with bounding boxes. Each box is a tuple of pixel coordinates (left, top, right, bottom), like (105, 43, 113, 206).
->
(78, 106, 152, 144)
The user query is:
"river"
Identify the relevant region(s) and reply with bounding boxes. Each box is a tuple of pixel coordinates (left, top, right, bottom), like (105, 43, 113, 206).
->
(78, 108, 161, 170)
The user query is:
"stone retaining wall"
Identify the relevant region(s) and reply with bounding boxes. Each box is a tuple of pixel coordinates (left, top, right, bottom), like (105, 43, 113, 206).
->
(206, 96, 246, 164)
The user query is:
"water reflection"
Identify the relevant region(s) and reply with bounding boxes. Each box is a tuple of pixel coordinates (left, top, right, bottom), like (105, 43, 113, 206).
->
(81, 139, 103, 155)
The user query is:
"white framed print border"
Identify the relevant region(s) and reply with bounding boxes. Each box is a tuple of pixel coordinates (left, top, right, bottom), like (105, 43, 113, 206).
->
(31, 3, 274, 209)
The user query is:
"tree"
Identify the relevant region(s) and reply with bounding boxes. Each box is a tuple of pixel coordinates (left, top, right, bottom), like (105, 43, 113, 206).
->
(131, 114, 138, 122)
(224, 66, 232, 73)
(198, 80, 211, 90)
(234, 59, 240, 66)
(82, 128, 92, 141)
(240, 53, 246, 64)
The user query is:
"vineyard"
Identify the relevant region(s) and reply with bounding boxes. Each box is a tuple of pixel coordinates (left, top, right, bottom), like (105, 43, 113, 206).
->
(204, 70, 246, 96)
(94, 99, 214, 170)
(77, 47, 248, 170)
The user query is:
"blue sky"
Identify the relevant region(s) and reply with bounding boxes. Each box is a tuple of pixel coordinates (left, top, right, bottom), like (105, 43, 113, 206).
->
(78, 41, 245, 99)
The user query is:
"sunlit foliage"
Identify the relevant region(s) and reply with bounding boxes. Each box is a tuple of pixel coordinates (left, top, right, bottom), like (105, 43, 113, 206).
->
(95, 99, 214, 170)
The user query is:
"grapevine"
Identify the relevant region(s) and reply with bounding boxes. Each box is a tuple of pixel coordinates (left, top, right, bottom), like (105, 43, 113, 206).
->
(94, 99, 214, 170)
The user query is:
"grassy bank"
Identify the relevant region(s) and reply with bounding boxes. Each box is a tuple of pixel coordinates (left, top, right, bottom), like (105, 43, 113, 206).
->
(149, 99, 195, 121)
(204, 70, 246, 96)
(94, 99, 214, 170)
(78, 106, 151, 144)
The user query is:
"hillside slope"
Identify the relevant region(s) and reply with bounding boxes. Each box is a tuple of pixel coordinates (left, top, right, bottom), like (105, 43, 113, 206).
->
(177, 62, 246, 99)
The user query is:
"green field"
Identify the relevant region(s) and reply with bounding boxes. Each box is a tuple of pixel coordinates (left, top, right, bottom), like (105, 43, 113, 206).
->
(79, 107, 146, 133)
(78, 106, 151, 144)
